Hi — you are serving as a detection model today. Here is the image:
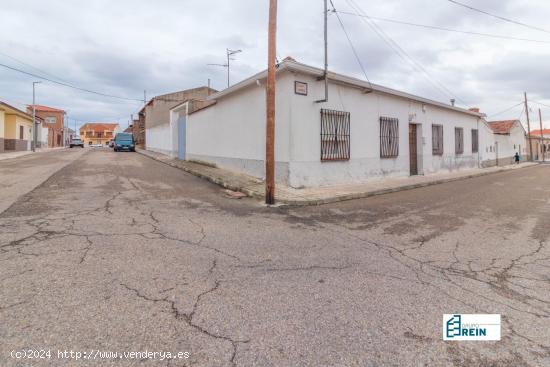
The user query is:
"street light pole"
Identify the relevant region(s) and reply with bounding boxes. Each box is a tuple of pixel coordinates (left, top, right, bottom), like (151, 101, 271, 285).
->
(32, 81, 41, 152)
(539, 108, 545, 162)
(265, 0, 277, 205)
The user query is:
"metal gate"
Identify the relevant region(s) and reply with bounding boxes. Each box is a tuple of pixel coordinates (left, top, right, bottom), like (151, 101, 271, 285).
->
(409, 124, 418, 176)
(320, 109, 350, 161)
(177, 115, 186, 160)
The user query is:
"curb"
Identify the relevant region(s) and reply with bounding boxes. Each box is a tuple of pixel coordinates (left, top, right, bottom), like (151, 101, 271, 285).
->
(137, 149, 540, 206)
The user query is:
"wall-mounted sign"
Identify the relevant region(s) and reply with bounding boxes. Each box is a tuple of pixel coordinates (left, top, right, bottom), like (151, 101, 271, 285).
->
(295, 81, 308, 96)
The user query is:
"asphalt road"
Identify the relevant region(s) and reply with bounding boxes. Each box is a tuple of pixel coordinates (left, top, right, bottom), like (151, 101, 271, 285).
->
(1, 148, 549, 367)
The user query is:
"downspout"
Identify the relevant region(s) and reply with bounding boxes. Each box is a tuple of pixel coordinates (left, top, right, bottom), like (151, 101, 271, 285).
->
(315, 0, 329, 104)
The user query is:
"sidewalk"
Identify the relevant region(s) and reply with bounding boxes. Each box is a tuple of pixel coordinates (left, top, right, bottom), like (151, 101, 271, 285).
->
(137, 148, 539, 206)
(0, 147, 68, 161)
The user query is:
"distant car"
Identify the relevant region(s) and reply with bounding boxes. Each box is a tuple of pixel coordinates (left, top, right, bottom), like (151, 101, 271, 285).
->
(108, 140, 115, 148)
(69, 138, 84, 148)
(91, 143, 103, 147)
(113, 133, 135, 152)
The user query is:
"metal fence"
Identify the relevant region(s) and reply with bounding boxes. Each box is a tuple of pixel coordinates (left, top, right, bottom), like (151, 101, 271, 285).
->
(320, 109, 351, 161)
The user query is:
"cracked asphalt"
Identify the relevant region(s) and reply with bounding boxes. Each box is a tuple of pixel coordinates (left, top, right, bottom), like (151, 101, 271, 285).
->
(1, 148, 549, 367)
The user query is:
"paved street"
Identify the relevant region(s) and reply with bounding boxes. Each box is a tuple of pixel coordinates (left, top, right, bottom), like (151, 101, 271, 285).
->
(1, 148, 549, 367)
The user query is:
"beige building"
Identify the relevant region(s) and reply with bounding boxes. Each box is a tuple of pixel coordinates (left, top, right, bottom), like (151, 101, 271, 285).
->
(1, 101, 34, 152)
(80, 123, 120, 146)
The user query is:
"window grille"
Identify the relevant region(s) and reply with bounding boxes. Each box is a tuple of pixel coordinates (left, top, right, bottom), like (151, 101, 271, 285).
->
(432, 125, 444, 155)
(320, 109, 350, 161)
(471, 129, 479, 153)
(380, 117, 399, 158)
(455, 127, 464, 154)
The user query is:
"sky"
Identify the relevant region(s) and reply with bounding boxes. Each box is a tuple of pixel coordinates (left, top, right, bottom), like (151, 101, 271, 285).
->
(1, 0, 549, 131)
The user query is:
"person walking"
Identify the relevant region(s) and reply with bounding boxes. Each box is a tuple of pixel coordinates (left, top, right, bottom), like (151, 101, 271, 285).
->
(514, 152, 520, 164)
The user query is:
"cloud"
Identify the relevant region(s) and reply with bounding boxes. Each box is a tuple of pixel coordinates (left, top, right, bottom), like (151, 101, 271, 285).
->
(1, 0, 550, 129)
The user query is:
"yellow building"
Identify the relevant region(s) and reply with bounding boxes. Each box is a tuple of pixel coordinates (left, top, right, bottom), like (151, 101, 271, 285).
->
(0, 101, 34, 152)
(80, 123, 120, 146)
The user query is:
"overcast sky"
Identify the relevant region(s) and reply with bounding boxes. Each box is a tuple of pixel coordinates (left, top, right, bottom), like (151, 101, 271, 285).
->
(1, 0, 549, 131)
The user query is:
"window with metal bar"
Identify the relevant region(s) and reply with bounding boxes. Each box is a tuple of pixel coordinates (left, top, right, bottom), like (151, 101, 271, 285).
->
(471, 129, 479, 153)
(320, 109, 351, 161)
(432, 124, 444, 155)
(455, 127, 464, 155)
(380, 117, 399, 158)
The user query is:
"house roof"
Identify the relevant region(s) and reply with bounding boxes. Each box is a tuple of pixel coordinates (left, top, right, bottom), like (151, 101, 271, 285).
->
(530, 128, 550, 136)
(0, 101, 33, 121)
(206, 58, 484, 118)
(139, 86, 217, 114)
(80, 122, 119, 132)
(27, 105, 65, 113)
(487, 120, 518, 135)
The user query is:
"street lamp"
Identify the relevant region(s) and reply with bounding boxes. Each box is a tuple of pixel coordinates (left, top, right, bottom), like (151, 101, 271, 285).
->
(32, 81, 42, 152)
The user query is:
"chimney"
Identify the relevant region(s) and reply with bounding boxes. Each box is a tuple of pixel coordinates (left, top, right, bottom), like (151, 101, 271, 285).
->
(469, 107, 480, 113)
(450, 99, 455, 106)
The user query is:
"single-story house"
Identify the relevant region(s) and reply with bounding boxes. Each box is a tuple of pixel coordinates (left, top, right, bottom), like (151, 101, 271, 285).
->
(174, 58, 492, 187)
(484, 120, 527, 165)
(143, 87, 216, 156)
(528, 128, 550, 161)
(0, 101, 34, 152)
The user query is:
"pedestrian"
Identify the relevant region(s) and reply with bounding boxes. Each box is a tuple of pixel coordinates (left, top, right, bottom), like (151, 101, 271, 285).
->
(514, 152, 520, 164)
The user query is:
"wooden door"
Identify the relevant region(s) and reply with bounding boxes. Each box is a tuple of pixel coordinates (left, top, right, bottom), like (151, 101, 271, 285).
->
(409, 124, 418, 176)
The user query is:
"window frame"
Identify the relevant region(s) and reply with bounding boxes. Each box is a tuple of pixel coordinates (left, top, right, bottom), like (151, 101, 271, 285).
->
(471, 129, 479, 153)
(380, 116, 399, 158)
(320, 109, 351, 161)
(455, 127, 464, 155)
(432, 124, 444, 156)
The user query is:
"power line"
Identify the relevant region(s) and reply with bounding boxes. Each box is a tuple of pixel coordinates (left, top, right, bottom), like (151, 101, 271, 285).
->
(0, 62, 144, 103)
(531, 100, 550, 109)
(336, 11, 550, 44)
(446, 0, 550, 34)
(329, 0, 372, 87)
(344, 0, 468, 106)
(487, 101, 524, 118)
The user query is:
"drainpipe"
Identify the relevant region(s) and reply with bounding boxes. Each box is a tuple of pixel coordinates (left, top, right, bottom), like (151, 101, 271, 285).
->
(315, 0, 329, 104)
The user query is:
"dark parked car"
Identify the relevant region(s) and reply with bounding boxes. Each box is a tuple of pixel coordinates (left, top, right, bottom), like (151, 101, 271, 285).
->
(113, 133, 135, 152)
(70, 138, 84, 148)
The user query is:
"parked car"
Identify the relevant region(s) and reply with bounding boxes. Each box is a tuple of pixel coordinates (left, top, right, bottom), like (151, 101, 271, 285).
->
(69, 137, 84, 148)
(113, 133, 135, 152)
(108, 140, 115, 148)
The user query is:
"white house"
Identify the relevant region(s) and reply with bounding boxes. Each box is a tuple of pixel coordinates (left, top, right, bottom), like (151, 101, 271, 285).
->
(484, 120, 527, 165)
(176, 58, 491, 188)
(144, 87, 216, 157)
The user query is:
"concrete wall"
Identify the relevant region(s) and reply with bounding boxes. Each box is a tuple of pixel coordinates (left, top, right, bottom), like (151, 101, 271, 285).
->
(286, 72, 481, 187)
(186, 74, 293, 183)
(186, 69, 486, 187)
(146, 124, 174, 156)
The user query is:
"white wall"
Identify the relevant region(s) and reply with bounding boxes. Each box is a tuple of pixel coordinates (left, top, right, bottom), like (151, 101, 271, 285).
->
(287, 72, 481, 187)
(495, 124, 525, 164)
(186, 73, 293, 182)
(146, 124, 174, 156)
(186, 69, 486, 187)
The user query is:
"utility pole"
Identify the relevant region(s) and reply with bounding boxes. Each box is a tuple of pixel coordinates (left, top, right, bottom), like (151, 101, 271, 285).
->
(525, 92, 533, 161)
(143, 90, 147, 105)
(539, 108, 545, 162)
(265, 0, 278, 205)
(316, 0, 329, 103)
(32, 81, 41, 152)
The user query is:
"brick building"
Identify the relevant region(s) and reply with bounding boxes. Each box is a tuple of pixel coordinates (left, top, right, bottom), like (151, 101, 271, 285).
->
(27, 105, 66, 148)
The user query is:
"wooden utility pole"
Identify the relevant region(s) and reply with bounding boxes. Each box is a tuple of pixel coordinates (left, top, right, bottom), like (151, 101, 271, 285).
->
(539, 108, 545, 162)
(265, 0, 278, 205)
(524, 92, 533, 161)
